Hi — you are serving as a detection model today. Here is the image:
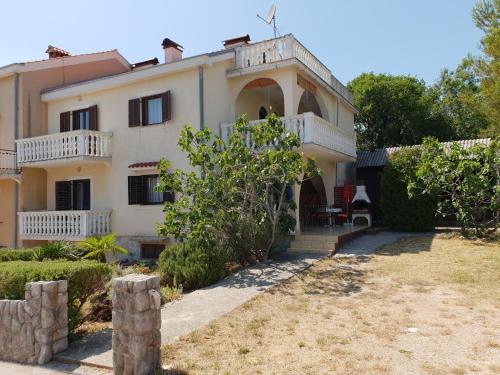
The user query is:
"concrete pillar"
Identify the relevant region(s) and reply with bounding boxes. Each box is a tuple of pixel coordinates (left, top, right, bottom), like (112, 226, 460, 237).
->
(112, 274, 161, 375)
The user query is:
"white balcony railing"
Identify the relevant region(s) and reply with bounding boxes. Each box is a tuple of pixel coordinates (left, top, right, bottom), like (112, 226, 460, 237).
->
(0, 149, 19, 175)
(232, 35, 353, 104)
(18, 210, 112, 240)
(16, 130, 112, 165)
(220, 113, 356, 159)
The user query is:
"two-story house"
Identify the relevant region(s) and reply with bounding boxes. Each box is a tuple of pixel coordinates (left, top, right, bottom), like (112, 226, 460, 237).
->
(0, 47, 131, 248)
(11, 34, 357, 259)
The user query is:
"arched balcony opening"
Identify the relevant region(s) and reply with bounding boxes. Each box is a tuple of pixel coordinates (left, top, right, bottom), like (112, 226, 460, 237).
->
(235, 78, 284, 121)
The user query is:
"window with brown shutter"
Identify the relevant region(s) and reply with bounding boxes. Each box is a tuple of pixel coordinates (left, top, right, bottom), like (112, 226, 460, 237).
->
(128, 99, 141, 127)
(60, 112, 71, 132)
(128, 176, 143, 204)
(89, 105, 98, 130)
(141, 243, 165, 259)
(162, 90, 171, 122)
(128, 174, 174, 205)
(55, 181, 72, 210)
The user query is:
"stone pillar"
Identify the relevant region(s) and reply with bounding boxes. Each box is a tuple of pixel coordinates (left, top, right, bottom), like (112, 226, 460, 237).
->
(0, 280, 68, 365)
(112, 274, 161, 375)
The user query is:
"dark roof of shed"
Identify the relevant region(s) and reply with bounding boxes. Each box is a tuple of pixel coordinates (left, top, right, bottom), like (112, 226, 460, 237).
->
(356, 138, 492, 168)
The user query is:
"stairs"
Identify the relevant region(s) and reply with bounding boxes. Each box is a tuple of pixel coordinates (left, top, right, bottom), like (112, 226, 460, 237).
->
(287, 234, 339, 254)
(287, 227, 369, 255)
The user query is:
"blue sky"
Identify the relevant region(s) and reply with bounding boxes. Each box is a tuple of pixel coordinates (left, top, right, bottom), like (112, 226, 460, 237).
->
(0, 0, 483, 85)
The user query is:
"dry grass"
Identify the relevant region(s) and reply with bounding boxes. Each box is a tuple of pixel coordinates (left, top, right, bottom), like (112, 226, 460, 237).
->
(162, 236, 500, 374)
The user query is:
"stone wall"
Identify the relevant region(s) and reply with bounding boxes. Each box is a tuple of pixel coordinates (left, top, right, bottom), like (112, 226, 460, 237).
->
(0, 280, 68, 364)
(112, 274, 161, 375)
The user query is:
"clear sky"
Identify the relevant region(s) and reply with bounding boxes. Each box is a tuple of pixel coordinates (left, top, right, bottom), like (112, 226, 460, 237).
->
(0, 0, 483, 85)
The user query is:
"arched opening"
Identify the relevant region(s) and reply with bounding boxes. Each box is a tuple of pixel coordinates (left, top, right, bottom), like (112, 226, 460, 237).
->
(297, 91, 323, 119)
(299, 174, 328, 230)
(235, 78, 284, 121)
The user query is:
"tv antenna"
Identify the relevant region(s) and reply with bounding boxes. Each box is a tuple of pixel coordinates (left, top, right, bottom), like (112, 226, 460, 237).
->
(257, 4, 279, 38)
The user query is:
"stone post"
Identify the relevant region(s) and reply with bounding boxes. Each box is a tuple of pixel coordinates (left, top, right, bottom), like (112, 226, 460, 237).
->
(0, 280, 68, 365)
(112, 274, 161, 375)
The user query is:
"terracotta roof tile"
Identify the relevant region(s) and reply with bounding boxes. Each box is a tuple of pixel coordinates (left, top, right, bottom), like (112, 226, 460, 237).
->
(128, 161, 160, 169)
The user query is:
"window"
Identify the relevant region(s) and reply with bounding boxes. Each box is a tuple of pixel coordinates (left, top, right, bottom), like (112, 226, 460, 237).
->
(143, 96, 163, 125)
(128, 174, 174, 205)
(141, 243, 165, 259)
(128, 91, 171, 127)
(55, 179, 90, 211)
(60, 105, 98, 132)
(73, 108, 90, 130)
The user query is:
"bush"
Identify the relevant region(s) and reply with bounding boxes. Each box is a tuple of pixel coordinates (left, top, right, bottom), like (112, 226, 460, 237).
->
(380, 148, 438, 231)
(0, 260, 111, 333)
(0, 248, 38, 262)
(158, 239, 228, 290)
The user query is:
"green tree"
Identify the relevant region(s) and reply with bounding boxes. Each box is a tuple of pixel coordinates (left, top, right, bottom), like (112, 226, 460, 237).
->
(471, 0, 500, 136)
(348, 73, 451, 150)
(157, 115, 320, 261)
(80, 233, 128, 262)
(410, 138, 499, 237)
(429, 58, 489, 139)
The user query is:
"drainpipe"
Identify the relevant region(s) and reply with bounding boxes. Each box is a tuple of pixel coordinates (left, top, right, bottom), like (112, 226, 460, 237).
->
(13, 73, 19, 248)
(198, 66, 204, 131)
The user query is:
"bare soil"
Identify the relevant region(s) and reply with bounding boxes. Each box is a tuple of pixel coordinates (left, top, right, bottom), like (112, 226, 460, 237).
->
(162, 235, 500, 375)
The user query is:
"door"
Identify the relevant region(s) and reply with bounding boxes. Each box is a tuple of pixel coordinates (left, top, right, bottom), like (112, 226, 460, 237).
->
(55, 179, 91, 211)
(73, 179, 91, 210)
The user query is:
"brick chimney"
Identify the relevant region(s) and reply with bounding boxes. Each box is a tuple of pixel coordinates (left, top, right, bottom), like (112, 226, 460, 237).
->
(46, 45, 71, 59)
(222, 34, 250, 49)
(161, 38, 183, 63)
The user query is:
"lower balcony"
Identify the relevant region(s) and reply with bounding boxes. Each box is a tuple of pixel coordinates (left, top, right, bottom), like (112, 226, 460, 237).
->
(0, 149, 21, 180)
(18, 210, 112, 241)
(16, 130, 112, 168)
(220, 112, 356, 161)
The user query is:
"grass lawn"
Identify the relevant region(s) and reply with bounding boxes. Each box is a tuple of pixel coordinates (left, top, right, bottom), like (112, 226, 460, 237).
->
(162, 234, 500, 375)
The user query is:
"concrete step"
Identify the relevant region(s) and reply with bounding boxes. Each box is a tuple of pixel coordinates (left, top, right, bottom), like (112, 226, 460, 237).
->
(293, 234, 339, 242)
(287, 247, 332, 254)
(289, 240, 337, 251)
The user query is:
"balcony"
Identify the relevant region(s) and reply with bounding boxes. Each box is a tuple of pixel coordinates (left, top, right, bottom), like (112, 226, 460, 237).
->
(220, 112, 356, 161)
(0, 149, 21, 179)
(18, 210, 112, 241)
(227, 34, 353, 105)
(16, 130, 112, 168)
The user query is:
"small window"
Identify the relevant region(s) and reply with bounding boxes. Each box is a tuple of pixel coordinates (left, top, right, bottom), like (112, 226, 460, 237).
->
(141, 243, 165, 259)
(144, 175, 163, 204)
(143, 95, 163, 125)
(73, 109, 90, 130)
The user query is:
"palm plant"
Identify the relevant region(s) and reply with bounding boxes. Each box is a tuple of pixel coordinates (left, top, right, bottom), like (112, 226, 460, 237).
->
(80, 233, 128, 263)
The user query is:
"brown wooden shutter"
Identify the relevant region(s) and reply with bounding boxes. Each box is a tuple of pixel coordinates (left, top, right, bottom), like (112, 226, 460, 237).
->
(128, 99, 141, 127)
(89, 105, 98, 131)
(60, 112, 71, 132)
(162, 90, 171, 122)
(55, 181, 72, 210)
(128, 176, 143, 204)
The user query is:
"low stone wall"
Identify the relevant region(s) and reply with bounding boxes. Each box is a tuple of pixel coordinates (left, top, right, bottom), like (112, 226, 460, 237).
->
(0, 280, 68, 365)
(112, 274, 161, 375)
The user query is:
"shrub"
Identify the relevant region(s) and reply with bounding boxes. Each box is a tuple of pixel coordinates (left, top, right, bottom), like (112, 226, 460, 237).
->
(160, 286, 182, 304)
(31, 241, 81, 261)
(380, 147, 438, 231)
(0, 248, 38, 262)
(158, 239, 228, 290)
(0, 260, 111, 332)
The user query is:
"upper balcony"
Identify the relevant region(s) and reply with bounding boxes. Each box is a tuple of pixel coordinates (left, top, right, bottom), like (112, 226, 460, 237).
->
(221, 112, 356, 161)
(0, 149, 21, 180)
(227, 34, 353, 105)
(16, 130, 112, 168)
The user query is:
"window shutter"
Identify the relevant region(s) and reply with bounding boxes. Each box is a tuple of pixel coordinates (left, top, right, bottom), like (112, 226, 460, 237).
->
(55, 181, 72, 211)
(162, 90, 171, 122)
(128, 176, 143, 204)
(89, 105, 98, 131)
(128, 99, 141, 127)
(60, 112, 71, 132)
(163, 190, 175, 203)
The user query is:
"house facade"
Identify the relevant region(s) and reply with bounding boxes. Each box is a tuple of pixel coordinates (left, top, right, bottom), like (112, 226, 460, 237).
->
(0, 47, 130, 248)
(3, 34, 357, 259)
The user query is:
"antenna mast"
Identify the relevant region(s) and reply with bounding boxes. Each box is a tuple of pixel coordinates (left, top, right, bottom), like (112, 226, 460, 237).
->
(257, 4, 278, 38)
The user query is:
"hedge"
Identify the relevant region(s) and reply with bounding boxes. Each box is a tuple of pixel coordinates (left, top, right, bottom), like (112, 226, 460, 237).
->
(380, 148, 438, 231)
(0, 260, 112, 332)
(0, 248, 38, 262)
(158, 239, 228, 290)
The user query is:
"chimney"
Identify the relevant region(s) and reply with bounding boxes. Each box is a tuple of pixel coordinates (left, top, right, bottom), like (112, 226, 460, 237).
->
(222, 34, 251, 49)
(161, 38, 183, 63)
(46, 45, 71, 59)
